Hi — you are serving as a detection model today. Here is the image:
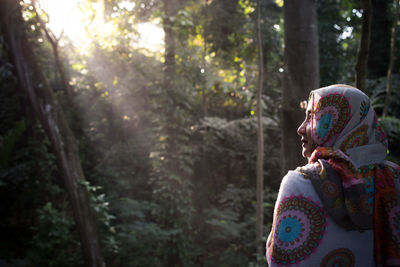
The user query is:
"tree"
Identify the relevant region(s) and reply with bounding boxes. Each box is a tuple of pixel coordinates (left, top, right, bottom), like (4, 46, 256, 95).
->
(383, 0, 400, 117)
(0, 1, 105, 266)
(281, 0, 319, 175)
(149, 0, 195, 265)
(368, 0, 391, 79)
(317, 0, 346, 86)
(32, 0, 74, 105)
(355, 0, 372, 91)
(255, 0, 264, 262)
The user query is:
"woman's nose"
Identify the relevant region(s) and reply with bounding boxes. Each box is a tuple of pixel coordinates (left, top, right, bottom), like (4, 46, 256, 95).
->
(297, 120, 306, 136)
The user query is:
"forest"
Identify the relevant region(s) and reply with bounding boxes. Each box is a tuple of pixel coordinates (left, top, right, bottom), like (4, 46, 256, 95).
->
(1, 0, 400, 266)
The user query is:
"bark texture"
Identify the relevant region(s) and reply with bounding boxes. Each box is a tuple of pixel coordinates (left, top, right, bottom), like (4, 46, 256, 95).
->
(0, 1, 105, 266)
(281, 0, 319, 175)
(255, 0, 264, 261)
(355, 0, 372, 92)
(383, 0, 400, 117)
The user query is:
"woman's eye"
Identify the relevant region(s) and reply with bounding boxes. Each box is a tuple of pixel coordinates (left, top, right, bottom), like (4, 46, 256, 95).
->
(307, 113, 311, 121)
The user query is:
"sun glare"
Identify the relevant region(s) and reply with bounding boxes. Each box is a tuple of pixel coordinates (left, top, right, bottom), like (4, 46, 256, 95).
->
(35, 0, 86, 41)
(136, 22, 164, 52)
(34, 0, 164, 54)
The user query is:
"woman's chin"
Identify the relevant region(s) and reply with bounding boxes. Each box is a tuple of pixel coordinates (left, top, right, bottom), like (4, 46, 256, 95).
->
(301, 148, 311, 159)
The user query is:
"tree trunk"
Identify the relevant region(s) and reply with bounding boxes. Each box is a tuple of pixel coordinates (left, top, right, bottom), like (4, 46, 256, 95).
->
(163, 0, 177, 88)
(281, 0, 319, 175)
(162, 1, 183, 266)
(202, 0, 208, 117)
(255, 0, 264, 263)
(32, 0, 74, 105)
(368, 0, 391, 78)
(383, 0, 399, 117)
(0, 1, 105, 266)
(355, 0, 372, 92)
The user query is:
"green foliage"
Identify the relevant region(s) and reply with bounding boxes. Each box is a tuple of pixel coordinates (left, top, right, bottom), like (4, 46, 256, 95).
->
(205, 0, 249, 64)
(188, 116, 280, 264)
(113, 198, 169, 266)
(148, 75, 197, 267)
(366, 75, 400, 116)
(0, 83, 81, 266)
(28, 202, 84, 267)
(193, 116, 280, 189)
(197, 185, 277, 266)
(81, 181, 119, 258)
(379, 116, 400, 164)
(0, 28, 83, 266)
(366, 75, 400, 164)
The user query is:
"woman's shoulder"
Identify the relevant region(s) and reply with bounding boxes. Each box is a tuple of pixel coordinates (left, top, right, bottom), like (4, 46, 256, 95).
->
(279, 163, 323, 196)
(285, 161, 323, 180)
(278, 161, 331, 199)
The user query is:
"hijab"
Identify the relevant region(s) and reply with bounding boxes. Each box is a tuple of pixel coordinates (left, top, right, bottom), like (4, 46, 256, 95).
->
(296, 84, 400, 266)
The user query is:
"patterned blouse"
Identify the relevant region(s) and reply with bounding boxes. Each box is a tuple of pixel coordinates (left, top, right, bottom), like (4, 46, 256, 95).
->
(266, 169, 376, 266)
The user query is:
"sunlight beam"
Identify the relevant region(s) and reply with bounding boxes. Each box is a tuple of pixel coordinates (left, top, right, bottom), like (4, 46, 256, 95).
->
(36, 0, 164, 55)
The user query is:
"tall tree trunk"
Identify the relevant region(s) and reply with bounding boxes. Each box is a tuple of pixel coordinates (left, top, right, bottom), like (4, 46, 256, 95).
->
(0, 1, 105, 266)
(162, 1, 183, 266)
(368, 0, 391, 78)
(281, 0, 319, 175)
(202, 0, 208, 117)
(255, 0, 264, 263)
(355, 0, 372, 92)
(383, 0, 399, 117)
(163, 0, 177, 88)
(32, 0, 74, 105)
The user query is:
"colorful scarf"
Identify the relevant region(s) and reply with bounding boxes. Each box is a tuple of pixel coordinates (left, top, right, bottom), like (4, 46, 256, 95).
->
(297, 84, 400, 266)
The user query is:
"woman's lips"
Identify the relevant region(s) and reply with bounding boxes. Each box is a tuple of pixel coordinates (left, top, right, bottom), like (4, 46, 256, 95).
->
(301, 139, 308, 147)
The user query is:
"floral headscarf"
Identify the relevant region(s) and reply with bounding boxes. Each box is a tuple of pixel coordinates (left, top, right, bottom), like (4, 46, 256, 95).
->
(297, 84, 400, 265)
(308, 84, 387, 164)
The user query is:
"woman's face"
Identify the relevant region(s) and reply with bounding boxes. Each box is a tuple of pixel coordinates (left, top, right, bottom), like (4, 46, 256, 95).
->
(297, 107, 316, 160)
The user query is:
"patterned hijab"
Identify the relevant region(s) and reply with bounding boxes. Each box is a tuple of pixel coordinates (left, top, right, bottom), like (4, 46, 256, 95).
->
(307, 84, 387, 166)
(297, 84, 400, 265)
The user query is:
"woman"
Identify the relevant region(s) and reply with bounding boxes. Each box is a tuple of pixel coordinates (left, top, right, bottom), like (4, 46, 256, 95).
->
(266, 84, 400, 266)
